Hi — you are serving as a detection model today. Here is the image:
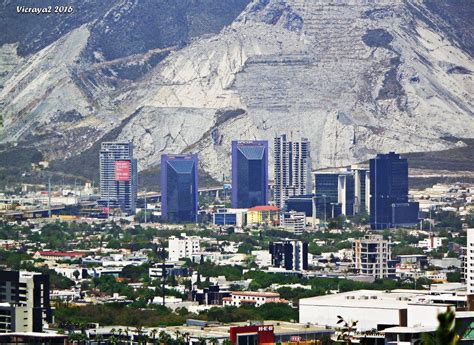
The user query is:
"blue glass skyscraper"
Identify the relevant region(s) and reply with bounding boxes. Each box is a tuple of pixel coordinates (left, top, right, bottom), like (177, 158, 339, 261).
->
(161, 154, 198, 223)
(231, 140, 268, 208)
(370, 152, 418, 230)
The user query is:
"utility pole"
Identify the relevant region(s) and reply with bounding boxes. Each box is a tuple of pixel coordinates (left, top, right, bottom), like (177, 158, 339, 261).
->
(323, 194, 327, 231)
(48, 176, 52, 218)
(161, 246, 166, 307)
(144, 188, 147, 224)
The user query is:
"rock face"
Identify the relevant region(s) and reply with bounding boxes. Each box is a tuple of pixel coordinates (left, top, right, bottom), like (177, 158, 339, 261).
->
(0, 0, 473, 182)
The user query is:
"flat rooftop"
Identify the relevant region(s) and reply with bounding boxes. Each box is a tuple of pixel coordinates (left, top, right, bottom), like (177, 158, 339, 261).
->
(299, 290, 458, 310)
(93, 321, 333, 339)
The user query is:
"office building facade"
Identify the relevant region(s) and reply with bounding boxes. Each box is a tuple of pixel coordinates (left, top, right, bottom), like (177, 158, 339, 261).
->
(0, 270, 52, 332)
(231, 140, 268, 208)
(352, 166, 370, 214)
(314, 172, 341, 221)
(274, 135, 311, 209)
(99, 142, 137, 215)
(161, 154, 198, 223)
(369, 152, 418, 230)
(269, 239, 308, 271)
(352, 235, 396, 279)
(338, 173, 355, 216)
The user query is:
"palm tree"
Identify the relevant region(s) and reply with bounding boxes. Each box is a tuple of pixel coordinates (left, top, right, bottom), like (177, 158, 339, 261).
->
(117, 328, 123, 344)
(150, 329, 158, 344)
(336, 315, 358, 344)
(422, 307, 459, 345)
(124, 328, 130, 345)
(209, 338, 219, 345)
(158, 330, 172, 344)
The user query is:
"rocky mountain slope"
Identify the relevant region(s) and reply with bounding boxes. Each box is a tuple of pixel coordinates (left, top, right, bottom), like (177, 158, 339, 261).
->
(0, 0, 472, 183)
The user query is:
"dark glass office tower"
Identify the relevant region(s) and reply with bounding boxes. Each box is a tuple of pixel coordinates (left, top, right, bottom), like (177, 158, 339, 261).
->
(161, 154, 198, 223)
(231, 140, 268, 208)
(370, 152, 416, 230)
(314, 172, 340, 219)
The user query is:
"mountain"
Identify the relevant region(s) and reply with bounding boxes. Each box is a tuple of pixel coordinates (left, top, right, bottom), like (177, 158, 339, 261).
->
(0, 0, 473, 186)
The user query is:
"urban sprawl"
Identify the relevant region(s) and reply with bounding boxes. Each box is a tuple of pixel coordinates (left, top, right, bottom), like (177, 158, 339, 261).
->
(0, 135, 473, 344)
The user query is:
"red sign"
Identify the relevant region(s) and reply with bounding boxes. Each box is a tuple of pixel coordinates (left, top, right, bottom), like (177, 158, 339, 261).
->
(115, 160, 131, 181)
(229, 325, 274, 345)
(291, 336, 302, 342)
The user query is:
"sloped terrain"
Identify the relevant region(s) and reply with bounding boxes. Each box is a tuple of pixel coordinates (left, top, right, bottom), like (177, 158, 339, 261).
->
(0, 0, 472, 184)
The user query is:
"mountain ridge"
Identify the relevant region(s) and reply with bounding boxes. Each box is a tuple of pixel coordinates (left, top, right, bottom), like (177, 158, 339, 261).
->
(0, 0, 472, 184)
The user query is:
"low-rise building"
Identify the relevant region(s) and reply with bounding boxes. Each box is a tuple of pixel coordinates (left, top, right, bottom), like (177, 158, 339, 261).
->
(168, 234, 201, 262)
(223, 291, 287, 307)
(280, 211, 306, 234)
(417, 236, 447, 251)
(247, 206, 280, 226)
(300, 289, 456, 332)
(213, 208, 247, 227)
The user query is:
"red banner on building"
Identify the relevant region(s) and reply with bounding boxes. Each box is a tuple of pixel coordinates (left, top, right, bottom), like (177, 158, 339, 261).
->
(115, 160, 131, 181)
(229, 325, 274, 345)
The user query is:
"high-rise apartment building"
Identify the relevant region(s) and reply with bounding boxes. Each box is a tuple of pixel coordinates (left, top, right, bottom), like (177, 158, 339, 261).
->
(269, 239, 308, 271)
(0, 270, 52, 332)
(231, 140, 268, 209)
(99, 142, 137, 215)
(274, 135, 311, 209)
(369, 152, 418, 230)
(352, 235, 395, 279)
(161, 154, 198, 223)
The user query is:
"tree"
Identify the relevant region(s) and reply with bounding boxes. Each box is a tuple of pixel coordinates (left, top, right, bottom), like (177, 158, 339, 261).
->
(336, 315, 358, 344)
(422, 307, 459, 345)
(73, 270, 80, 281)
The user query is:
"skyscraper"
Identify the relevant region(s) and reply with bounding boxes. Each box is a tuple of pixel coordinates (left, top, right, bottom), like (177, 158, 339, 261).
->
(369, 152, 418, 230)
(274, 134, 311, 209)
(231, 140, 268, 208)
(161, 154, 198, 223)
(338, 172, 355, 216)
(352, 166, 370, 214)
(314, 171, 340, 220)
(99, 142, 137, 215)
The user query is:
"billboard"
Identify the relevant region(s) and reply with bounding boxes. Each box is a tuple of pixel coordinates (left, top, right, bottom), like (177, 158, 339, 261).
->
(115, 160, 131, 182)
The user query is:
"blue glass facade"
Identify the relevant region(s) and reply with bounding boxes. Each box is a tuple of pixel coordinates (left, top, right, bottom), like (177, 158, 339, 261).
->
(231, 141, 268, 208)
(161, 154, 198, 223)
(370, 152, 418, 230)
(284, 194, 316, 217)
(213, 213, 237, 226)
(314, 173, 340, 219)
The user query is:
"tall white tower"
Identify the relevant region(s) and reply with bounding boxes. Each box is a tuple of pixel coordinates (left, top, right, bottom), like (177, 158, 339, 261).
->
(274, 134, 311, 209)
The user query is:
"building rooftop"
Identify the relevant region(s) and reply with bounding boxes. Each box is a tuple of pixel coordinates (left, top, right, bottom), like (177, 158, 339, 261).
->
(299, 290, 456, 310)
(248, 206, 279, 212)
(232, 291, 280, 297)
(382, 326, 437, 334)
